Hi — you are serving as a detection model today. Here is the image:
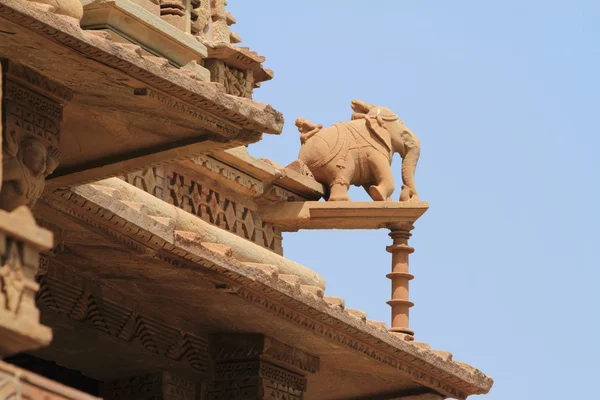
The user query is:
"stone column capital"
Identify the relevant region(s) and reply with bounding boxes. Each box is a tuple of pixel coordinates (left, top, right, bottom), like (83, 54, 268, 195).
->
(209, 333, 319, 400)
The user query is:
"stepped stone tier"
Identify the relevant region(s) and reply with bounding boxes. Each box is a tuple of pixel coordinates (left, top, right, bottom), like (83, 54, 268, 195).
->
(0, 0, 493, 399)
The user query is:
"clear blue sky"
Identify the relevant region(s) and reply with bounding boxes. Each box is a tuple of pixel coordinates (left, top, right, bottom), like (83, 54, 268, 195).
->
(229, 2, 599, 399)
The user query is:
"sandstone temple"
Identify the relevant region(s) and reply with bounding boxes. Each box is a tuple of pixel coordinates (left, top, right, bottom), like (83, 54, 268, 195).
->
(0, 0, 493, 398)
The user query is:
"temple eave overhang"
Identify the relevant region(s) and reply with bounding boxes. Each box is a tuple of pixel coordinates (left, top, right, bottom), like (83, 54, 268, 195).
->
(34, 179, 493, 399)
(0, 0, 283, 188)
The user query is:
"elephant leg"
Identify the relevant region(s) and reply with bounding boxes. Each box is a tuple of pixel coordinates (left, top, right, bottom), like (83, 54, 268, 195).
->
(329, 181, 351, 202)
(366, 152, 394, 202)
(327, 159, 353, 202)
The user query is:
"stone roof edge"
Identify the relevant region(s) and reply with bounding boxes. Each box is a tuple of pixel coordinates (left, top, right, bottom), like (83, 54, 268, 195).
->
(0, 0, 284, 134)
(204, 147, 325, 201)
(44, 180, 493, 400)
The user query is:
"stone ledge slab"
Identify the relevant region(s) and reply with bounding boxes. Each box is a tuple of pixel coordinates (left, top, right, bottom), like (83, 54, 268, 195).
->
(82, 0, 210, 71)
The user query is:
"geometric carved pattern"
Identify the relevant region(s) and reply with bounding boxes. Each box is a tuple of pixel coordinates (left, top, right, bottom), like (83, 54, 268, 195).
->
(122, 166, 283, 254)
(208, 361, 305, 400)
(208, 334, 317, 400)
(36, 275, 209, 372)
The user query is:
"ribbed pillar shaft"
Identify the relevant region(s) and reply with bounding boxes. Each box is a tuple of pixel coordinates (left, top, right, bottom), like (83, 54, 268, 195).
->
(386, 223, 415, 337)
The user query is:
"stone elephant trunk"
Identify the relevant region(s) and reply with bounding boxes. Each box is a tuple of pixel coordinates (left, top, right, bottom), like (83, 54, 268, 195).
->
(396, 127, 420, 202)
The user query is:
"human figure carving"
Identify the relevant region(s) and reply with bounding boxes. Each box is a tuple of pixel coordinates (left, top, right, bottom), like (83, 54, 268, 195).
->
(295, 117, 323, 144)
(296, 100, 420, 202)
(0, 131, 60, 211)
(235, 71, 247, 97)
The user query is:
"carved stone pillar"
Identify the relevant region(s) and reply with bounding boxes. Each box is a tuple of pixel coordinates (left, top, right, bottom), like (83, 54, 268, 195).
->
(208, 334, 319, 400)
(386, 222, 416, 338)
(0, 206, 53, 357)
(0, 59, 72, 212)
(101, 372, 196, 400)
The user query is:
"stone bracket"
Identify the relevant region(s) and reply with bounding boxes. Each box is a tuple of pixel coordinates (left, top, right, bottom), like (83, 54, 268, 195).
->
(259, 201, 429, 232)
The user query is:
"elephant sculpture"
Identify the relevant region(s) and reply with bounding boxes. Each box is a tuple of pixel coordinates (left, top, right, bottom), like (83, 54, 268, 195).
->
(295, 100, 420, 202)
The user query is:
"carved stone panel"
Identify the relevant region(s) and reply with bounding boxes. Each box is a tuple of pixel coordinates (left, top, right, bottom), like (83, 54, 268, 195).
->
(205, 59, 254, 98)
(122, 166, 283, 254)
(0, 60, 72, 212)
(208, 334, 319, 400)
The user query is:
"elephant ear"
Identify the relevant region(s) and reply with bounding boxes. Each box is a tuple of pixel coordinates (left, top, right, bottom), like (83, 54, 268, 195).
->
(365, 115, 393, 153)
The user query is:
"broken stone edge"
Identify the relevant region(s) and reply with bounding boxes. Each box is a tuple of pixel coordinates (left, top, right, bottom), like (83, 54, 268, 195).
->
(42, 180, 493, 400)
(0, 0, 284, 134)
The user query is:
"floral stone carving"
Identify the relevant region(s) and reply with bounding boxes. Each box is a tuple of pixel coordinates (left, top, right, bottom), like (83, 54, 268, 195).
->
(295, 100, 420, 202)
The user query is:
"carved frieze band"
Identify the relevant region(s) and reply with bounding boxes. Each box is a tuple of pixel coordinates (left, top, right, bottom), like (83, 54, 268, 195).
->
(121, 165, 284, 254)
(36, 272, 209, 372)
(138, 88, 242, 137)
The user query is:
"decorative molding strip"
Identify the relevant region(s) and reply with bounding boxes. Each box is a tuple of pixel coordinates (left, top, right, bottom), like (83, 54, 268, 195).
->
(192, 154, 264, 196)
(142, 88, 240, 137)
(3, 59, 73, 102)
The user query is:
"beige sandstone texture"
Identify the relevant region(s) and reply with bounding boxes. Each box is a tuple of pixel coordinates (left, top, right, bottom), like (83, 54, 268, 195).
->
(81, 0, 211, 69)
(295, 99, 420, 202)
(31, 0, 83, 20)
(73, 177, 326, 288)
